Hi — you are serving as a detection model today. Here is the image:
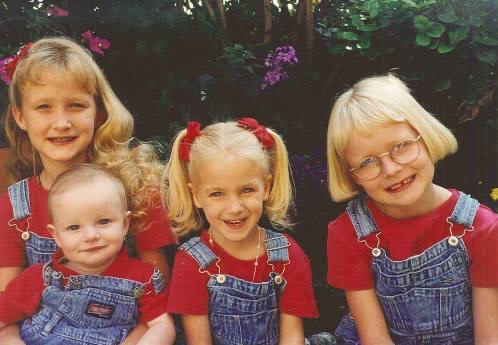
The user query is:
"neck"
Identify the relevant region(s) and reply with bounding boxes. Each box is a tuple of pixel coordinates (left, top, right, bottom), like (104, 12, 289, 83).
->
(209, 227, 264, 260)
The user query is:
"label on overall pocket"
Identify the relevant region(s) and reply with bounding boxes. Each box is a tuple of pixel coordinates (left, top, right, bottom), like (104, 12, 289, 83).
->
(86, 300, 115, 319)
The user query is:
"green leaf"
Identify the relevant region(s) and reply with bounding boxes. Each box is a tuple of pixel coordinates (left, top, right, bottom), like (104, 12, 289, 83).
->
(426, 24, 445, 38)
(449, 26, 470, 45)
(400, 0, 417, 7)
(369, 0, 380, 18)
(428, 39, 440, 50)
(474, 34, 498, 46)
(336, 31, 359, 41)
(414, 15, 432, 31)
(416, 33, 431, 46)
(437, 41, 455, 53)
(435, 78, 452, 92)
(469, 16, 482, 27)
(474, 47, 497, 65)
(437, 13, 457, 23)
(351, 15, 363, 29)
(358, 35, 372, 49)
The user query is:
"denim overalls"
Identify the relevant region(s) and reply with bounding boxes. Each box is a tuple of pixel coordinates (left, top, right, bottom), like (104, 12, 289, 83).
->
(20, 261, 165, 345)
(180, 228, 290, 345)
(8, 178, 57, 265)
(335, 192, 479, 345)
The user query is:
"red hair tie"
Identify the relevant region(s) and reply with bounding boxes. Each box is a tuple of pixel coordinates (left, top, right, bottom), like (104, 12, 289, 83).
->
(5, 43, 33, 82)
(179, 121, 201, 161)
(237, 117, 274, 150)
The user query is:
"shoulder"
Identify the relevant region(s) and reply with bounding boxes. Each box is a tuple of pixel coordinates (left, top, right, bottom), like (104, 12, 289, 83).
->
(113, 255, 157, 283)
(327, 210, 356, 241)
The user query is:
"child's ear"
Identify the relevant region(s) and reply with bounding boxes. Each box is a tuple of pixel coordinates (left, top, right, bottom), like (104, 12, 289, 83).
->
(263, 174, 272, 201)
(12, 106, 27, 130)
(123, 211, 131, 235)
(47, 224, 62, 248)
(188, 182, 202, 209)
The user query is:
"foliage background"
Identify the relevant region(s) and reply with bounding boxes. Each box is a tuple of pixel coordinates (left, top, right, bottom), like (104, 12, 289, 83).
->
(1, 0, 497, 334)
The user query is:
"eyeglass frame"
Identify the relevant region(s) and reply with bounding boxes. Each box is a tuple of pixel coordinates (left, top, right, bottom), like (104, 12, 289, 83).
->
(349, 135, 423, 181)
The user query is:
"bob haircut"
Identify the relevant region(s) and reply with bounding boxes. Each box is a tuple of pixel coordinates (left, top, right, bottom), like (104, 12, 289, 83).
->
(3, 36, 133, 182)
(164, 121, 294, 234)
(327, 74, 457, 202)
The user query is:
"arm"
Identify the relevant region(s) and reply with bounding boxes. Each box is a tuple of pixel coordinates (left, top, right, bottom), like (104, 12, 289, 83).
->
(0, 267, 24, 344)
(278, 313, 304, 345)
(137, 248, 170, 285)
(120, 324, 147, 345)
(473, 287, 498, 344)
(136, 313, 175, 345)
(182, 314, 212, 345)
(346, 289, 394, 345)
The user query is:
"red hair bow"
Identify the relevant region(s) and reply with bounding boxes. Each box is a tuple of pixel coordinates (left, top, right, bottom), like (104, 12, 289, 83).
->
(179, 121, 201, 161)
(237, 117, 274, 149)
(5, 43, 33, 81)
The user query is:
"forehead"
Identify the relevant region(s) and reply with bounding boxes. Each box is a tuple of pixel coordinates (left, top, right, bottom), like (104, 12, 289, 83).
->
(22, 67, 93, 96)
(344, 122, 418, 161)
(192, 157, 266, 188)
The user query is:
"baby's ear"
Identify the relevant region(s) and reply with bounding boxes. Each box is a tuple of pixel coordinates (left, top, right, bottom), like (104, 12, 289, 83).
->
(188, 182, 202, 208)
(123, 211, 132, 234)
(47, 224, 62, 247)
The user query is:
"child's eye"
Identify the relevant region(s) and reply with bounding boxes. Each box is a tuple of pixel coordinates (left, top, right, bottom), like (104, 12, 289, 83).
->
(66, 224, 80, 231)
(360, 157, 377, 168)
(98, 218, 111, 225)
(209, 192, 223, 197)
(69, 103, 85, 109)
(35, 104, 50, 110)
(242, 187, 255, 193)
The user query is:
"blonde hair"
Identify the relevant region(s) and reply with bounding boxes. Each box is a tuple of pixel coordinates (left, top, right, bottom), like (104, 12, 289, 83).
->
(163, 120, 293, 235)
(327, 74, 458, 202)
(3, 36, 163, 231)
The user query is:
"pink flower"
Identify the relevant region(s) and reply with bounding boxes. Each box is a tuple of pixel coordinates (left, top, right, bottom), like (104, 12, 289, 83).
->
(0, 56, 14, 85)
(47, 5, 69, 17)
(81, 31, 111, 56)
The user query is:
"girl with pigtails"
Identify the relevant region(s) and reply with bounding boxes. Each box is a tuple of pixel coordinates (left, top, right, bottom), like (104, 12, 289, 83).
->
(0, 37, 176, 343)
(163, 118, 319, 345)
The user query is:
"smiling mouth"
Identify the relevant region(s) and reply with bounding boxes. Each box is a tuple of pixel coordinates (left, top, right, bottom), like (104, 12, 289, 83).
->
(224, 218, 247, 229)
(49, 136, 76, 143)
(82, 246, 105, 252)
(387, 175, 415, 192)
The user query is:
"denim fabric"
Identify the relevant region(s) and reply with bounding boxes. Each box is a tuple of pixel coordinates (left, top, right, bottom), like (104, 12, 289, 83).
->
(20, 262, 150, 345)
(8, 179, 58, 266)
(335, 193, 478, 345)
(181, 228, 289, 345)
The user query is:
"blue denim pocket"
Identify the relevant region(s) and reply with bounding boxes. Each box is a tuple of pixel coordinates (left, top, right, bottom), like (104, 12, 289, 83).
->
(334, 313, 360, 345)
(25, 233, 57, 265)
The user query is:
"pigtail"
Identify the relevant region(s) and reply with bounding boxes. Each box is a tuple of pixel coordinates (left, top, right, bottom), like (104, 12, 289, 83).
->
(264, 128, 294, 228)
(163, 129, 201, 235)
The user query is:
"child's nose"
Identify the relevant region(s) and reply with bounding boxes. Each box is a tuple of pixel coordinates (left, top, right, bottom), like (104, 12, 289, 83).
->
(84, 226, 100, 241)
(225, 197, 243, 214)
(53, 109, 72, 130)
(380, 155, 402, 177)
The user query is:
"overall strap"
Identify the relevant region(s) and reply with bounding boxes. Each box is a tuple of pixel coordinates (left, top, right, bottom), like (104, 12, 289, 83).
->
(264, 229, 290, 263)
(448, 192, 480, 229)
(42, 262, 62, 287)
(7, 178, 32, 220)
(346, 197, 379, 240)
(179, 237, 218, 269)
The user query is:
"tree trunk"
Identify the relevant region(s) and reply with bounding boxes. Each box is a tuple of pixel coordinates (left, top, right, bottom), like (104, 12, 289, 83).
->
(263, 0, 272, 44)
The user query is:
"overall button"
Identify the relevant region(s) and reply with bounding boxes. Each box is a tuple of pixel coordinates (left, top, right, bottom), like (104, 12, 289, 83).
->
(216, 274, 226, 284)
(21, 231, 30, 240)
(371, 248, 381, 257)
(274, 275, 284, 285)
(448, 236, 459, 246)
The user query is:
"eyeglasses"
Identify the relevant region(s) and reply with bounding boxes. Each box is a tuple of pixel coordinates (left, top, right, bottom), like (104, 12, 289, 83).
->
(349, 135, 422, 181)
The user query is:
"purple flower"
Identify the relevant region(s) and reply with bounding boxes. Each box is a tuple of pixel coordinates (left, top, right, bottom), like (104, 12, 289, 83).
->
(0, 56, 15, 85)
(81, 30, 110, 56)
(261, 45, 298, 89)
(47, 5, 69, 17)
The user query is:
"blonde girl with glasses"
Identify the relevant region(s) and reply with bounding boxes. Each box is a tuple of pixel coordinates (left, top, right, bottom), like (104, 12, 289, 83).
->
(0, 37, 176, 343)
(326, 74, 498, 344)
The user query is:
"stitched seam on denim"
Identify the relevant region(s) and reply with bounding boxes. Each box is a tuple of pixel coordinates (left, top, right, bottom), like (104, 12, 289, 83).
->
(449, 192, 480, 229)
(180, 237, 218, 269)
(8, 178, 31, 220)
(265, 229, 290, 263)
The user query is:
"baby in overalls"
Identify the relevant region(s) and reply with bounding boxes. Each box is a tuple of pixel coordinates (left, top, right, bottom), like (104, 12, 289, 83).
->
(0, 164, 176, 344)
(326, 75, 498, 344)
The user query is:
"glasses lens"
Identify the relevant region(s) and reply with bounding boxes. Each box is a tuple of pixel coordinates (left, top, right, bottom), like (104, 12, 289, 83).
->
(355, 158, 381, 181)
(391, 139, 420, 164)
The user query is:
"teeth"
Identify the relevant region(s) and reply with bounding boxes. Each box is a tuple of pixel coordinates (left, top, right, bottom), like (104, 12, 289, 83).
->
(389, 177, 412, 191)
(226, 219, 243, 224)
(51, 137, 73, 142)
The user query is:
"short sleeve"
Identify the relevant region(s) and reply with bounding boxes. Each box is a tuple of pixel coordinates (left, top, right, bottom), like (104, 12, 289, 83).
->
(0, 192, 26, 267)
(167, 250, 209, 315)
(468, 206, 498, 287)
(327, 214, 375, 290)
(279, 237, 318, 318)
(134, 197, 177, 253)
(0, 265, 44, 324)
(138, 283, 169, 323)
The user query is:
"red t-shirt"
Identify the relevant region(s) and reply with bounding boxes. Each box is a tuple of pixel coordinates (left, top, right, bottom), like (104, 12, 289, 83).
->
(0, 247, 168, 325)
(0, 177, 176, 267)
(168, 231, 319, 318)
(327, 189, 498, 290)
